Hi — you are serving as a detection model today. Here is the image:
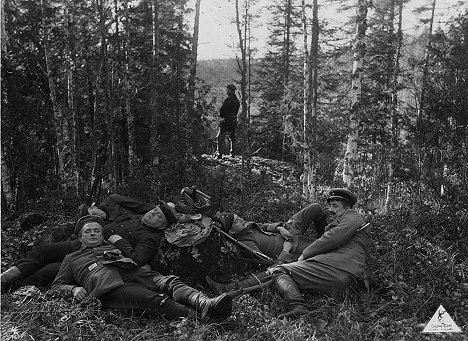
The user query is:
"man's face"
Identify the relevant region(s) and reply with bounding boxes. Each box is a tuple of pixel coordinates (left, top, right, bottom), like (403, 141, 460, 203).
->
(230, 214, 247, 234)
(143, 207, 169, 230)
(80, 222, 104, 247)
(88, 206, 107, 220)
(328, 200, 347, 218)
(226, 88, 234, 96)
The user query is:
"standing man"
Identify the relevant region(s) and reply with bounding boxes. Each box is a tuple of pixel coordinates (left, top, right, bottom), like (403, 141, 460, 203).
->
(207, 188, 369, 320)
(215, 84, 240, 159)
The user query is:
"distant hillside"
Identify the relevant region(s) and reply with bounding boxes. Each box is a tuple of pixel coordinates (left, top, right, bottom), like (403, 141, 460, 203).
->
(197, 58, 239, 86)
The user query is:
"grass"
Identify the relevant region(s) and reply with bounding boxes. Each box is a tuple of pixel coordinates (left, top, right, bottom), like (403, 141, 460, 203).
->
(2, 211, 466, 340)
(1, 159, 467, 340)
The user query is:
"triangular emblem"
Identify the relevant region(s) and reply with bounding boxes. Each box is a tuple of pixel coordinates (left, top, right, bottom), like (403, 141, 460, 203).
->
(422, 305, 461, 333)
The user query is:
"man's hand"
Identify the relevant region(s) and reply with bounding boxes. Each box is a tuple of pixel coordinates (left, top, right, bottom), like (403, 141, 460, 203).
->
(107, 234, 123, 244)
(277, 226, 292, 240)
(282, 241, 293, 253)
(298, 255, 304, 261)
(71, 286, 88, 301)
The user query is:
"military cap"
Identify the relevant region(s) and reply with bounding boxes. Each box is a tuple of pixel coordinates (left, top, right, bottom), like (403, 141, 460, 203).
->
(159, 201, 178, 225)
(327, 188, 358, 206)
(226, 84, 236, 91)
(74, 215, 105, 235)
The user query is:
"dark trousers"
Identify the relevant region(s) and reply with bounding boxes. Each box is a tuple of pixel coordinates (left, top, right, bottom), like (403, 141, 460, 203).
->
(100, 270, 190, 319)
(11, 240, 81, 290)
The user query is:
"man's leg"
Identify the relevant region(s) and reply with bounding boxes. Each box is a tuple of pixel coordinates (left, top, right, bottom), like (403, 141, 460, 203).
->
(100, 283, 191, 320)
(271, 260, 354, 319)
(228, 125, 236, 156)
(284, 203, 327, 237)
(1, 240, 80, 293)
(153, 274, 232, 322)
(215, 128, 225, 158)
(206, 270, 273, 295)
(7, 262, 63, 292)
(271, 267, 311, 319)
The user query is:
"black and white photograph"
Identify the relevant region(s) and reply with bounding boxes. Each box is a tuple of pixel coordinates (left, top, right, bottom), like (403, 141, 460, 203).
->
(1, 0, 467, 339)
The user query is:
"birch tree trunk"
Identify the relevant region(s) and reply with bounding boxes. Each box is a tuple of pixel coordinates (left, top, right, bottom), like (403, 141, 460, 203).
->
(1, 0, 15, 209)
(384, 0, 403, 212)
(1, 146, 14, 210)
(301, 0, 311, 200)
(281, 0, 292, 161)
(342, 0, 367, 188)
(416, 0, 436, 198)
(308, 0, 319, 200)
(235, 0, 251, 215)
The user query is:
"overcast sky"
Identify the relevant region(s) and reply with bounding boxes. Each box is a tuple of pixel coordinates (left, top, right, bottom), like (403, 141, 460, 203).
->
(190, 0, 467, 60)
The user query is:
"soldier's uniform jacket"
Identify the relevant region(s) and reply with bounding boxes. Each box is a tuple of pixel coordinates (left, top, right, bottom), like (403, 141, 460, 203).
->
(103, 215, 163, 266)
(219, 94, 240, 123)
(98, 194, 155, 223)
(302, 209, 368, 277)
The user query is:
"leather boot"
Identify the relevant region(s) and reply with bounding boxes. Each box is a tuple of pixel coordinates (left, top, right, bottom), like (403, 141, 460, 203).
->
(274, 273, 311, 319)
(162, 277, 232, 323)
(158, 298, 193, 320)
(1, 266, 22, 294)
(206, 271, 271, 295)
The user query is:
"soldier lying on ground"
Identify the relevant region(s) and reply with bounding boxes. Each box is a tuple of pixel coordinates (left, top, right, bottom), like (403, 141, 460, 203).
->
(207, 188, 369, 320)
(1, 195, 177, 294)
(214, 202, 328, 264)
(51, 215, 232, 322)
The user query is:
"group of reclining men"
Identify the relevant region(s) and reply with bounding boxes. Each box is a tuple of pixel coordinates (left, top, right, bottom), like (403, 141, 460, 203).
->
(0, 188, 369, 322)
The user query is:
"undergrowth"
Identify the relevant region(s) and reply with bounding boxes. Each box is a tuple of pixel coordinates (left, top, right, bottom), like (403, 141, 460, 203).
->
(1, 156, 467, 340)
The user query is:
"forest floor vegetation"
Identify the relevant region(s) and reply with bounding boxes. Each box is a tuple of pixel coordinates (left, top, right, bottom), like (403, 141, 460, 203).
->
(1, 155, 467, 340)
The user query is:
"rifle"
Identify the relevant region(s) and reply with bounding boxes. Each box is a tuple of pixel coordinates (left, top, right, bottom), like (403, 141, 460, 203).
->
(212, 223, 275, 265)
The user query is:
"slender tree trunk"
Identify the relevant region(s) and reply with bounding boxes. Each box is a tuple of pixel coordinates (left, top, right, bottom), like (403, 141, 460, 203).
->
(124, 0, 136, 171)
(384, 0, 403, 212)
(188, 0, 201, 154)
(342, 0, 368, 188)
(91, 0, 114, 199)
(301, 0, 311, 200)
(1, 146, 14, 210)
(281, 0, 292, 161)
(64, 0, 82, 196)
(150, 0, 160, 165)
(416, 0, 436, 199)
(235, 0, 250, 215)
(41, 0, 70, 188)
(1, 0, 14, 210)
(308, 0, 319, 200)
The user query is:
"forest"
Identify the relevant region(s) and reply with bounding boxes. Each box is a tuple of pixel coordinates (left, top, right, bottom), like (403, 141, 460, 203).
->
(1, 0, 467, 340)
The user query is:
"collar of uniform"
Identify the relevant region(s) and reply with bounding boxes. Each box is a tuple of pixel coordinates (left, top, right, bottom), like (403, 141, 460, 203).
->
(79, 240, 110, 251)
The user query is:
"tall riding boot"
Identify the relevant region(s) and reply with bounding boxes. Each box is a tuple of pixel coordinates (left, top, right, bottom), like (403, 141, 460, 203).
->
(158, 298, 194, 320)
(274, 272, 311, 319)
(162, 276, 232, 323)
(1, 266, 22, 294)
(206, 271, 272, 295)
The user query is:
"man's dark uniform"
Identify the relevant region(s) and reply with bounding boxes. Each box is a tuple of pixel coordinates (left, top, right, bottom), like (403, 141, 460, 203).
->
(215, 84, 240, 158)
(1, 195, 163, 293)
